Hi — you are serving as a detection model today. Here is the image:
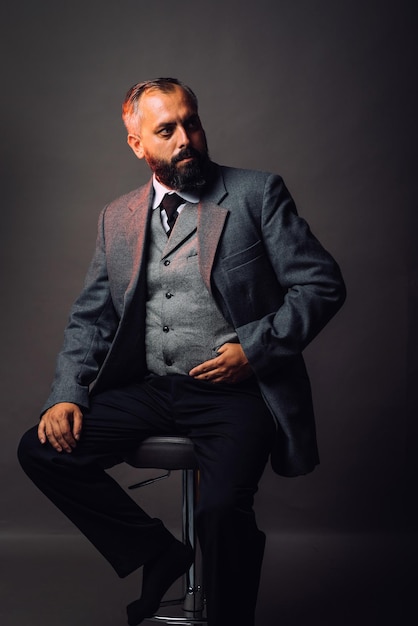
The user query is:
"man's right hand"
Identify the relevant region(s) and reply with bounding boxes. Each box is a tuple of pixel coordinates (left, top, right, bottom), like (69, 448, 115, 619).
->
(38, 402, 83, 453)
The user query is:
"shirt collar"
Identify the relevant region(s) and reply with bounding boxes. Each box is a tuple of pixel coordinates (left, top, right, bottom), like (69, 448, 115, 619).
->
(151, 175, 200, 209)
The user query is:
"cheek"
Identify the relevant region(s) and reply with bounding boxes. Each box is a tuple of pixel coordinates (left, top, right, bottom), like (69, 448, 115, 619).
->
(145, 143, 172, 162)
(192, 132, 207, 151)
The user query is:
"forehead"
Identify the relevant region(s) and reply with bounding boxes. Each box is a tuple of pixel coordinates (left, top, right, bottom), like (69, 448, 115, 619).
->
(139, 86, 197, 124)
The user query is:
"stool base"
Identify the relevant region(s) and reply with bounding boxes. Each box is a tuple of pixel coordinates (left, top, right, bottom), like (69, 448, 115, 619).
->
(147, 616, 207, 625)
(147, 586, 206, 625)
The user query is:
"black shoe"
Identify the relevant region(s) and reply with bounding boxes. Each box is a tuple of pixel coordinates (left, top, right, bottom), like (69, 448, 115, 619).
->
(127, 539, 193, 626)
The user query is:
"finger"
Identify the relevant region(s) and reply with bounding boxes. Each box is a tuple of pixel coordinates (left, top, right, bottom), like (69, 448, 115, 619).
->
(58, 426, 78, 452)
(196, 365, 227, 382)
(37, 420, 47, 444)
(72, 411, 83, 441)
(44, 426, 64, 452)
(190, 371, 209, 380)
(189, 358, 218, 377)
(50, 419, 77, 453)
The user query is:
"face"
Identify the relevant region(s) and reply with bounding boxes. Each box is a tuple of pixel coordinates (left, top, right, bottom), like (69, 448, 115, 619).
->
(127, 85, 210, 191)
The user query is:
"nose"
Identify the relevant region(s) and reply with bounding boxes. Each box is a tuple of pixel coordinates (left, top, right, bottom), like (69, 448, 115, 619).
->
(177, 124, 191, 148)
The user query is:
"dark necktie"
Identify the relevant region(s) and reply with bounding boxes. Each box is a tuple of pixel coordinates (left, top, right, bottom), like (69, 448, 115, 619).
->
(160, 192, 184, 235)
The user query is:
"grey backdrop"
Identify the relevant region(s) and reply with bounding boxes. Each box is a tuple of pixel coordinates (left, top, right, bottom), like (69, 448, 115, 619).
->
(0, 0, 416, 619)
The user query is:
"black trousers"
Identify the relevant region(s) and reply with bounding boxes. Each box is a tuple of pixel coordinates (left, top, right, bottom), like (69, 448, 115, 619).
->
(18, 374, 275, 626)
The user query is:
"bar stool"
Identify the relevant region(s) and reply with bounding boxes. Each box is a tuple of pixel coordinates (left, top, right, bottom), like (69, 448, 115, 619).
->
(124, 436, 206, 625)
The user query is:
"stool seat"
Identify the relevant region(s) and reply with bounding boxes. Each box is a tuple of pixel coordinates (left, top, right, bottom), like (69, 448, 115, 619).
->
(125, 436, 198, 471)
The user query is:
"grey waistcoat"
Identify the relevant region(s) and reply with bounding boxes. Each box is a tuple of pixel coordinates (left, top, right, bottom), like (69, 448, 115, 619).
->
(145, 203, 238, 376)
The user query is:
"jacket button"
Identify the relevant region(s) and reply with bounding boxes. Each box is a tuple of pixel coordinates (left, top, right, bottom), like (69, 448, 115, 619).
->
(165, 358, 173, 366)
(164, 260, 170, 266)
(165, 292, 173, 299)
(163, 325, 169, 333)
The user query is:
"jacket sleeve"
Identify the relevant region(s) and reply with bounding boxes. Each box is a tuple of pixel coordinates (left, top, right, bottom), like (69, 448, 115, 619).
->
(41, 207, 120, 413)
(236, 175, 346, 377)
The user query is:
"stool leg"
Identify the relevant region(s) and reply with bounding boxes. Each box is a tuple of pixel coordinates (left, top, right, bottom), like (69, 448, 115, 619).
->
(182, 469, 204, 616)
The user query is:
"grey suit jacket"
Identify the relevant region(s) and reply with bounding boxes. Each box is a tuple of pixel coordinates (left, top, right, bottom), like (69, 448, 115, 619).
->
(43, 164, 346, 477)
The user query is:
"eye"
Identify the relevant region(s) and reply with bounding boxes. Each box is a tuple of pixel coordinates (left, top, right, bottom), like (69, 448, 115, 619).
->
(186, 116, 201, 131)
(158, 126, 174, 137)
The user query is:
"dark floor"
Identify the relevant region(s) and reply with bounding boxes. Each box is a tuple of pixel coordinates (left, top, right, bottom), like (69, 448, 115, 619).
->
(0, 531, 415, 626)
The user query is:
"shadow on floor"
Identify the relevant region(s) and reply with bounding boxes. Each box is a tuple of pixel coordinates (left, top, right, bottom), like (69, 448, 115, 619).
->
(0, 531, 415, 626)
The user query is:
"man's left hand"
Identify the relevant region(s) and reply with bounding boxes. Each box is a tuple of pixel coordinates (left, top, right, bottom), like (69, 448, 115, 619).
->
(189, 343, 253, 384)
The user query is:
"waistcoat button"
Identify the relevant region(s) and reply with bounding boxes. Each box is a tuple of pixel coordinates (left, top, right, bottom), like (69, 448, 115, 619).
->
(163, 325, 169, 333)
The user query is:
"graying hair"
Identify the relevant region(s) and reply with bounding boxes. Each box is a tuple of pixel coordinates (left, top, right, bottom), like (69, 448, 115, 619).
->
(122, 77, 198, 133)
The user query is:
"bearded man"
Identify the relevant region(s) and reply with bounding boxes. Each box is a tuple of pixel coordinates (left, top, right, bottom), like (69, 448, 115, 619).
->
(18, 77, 346, 626)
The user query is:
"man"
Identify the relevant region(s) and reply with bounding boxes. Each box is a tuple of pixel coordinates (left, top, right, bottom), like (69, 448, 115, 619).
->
(18, 77, 346, 626)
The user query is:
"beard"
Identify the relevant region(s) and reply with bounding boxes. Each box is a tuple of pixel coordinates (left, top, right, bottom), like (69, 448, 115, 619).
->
(144, 146, 211, 192)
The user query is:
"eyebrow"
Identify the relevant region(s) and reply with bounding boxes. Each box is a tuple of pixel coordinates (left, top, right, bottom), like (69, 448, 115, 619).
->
(155, 122, 175, 131)
(155, 113, 199, 132)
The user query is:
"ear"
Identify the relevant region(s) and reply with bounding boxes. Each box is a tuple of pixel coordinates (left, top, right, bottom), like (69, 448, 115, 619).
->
(127, 134, 145, 160)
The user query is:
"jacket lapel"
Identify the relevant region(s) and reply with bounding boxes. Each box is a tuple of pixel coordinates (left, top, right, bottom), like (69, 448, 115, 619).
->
(198, 167, 229, 294)
(123, 181, 153, 305)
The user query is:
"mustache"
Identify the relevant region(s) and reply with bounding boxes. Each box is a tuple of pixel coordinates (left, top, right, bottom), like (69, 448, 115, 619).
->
(172, 147, 203, 164)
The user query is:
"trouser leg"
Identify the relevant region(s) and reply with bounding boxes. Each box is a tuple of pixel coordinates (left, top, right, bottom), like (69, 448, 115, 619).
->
(18, 375, 275, 625)
(195, 447, 271, 626)
(168, 376, 276, 626)
(17, 383, 177, 578)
